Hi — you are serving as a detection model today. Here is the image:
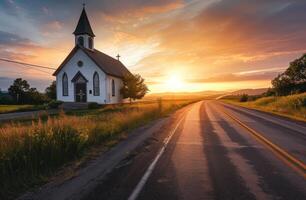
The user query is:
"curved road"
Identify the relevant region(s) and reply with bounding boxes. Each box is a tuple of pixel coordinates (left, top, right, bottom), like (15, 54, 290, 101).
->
(83, 100, 306, 199)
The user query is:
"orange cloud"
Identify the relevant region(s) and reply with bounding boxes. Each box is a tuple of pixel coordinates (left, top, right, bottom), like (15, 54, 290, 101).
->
(1, 0, 306, 93)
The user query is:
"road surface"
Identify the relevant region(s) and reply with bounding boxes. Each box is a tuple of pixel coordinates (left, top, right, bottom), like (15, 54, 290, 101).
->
(84, 100, 306, 200)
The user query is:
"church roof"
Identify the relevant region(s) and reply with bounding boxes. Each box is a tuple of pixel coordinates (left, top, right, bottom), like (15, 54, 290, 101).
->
(73, 8, 95, 37)
(53, 46, 131, 78)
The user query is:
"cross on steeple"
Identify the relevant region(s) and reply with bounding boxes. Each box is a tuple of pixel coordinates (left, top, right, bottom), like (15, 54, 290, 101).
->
(116, 54, 121, 61)
(83, 3, 86, 8)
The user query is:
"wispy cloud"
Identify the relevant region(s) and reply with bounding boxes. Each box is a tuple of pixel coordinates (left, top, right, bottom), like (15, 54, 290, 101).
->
(0, 0, 305, 92)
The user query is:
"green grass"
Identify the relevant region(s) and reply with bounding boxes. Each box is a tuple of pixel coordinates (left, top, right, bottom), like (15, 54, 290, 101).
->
(222, 93, 306, 121)
(0, 105, 43, 114)
(0, 99, 198, 199)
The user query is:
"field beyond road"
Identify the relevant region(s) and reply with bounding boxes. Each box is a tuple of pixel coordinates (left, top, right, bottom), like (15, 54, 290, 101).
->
(0, 105, 41, 114)
(221, 93, 306, 122)
(0, 99, 200, 200)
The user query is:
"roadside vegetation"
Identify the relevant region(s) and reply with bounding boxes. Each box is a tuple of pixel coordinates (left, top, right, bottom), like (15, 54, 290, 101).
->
(0, 79, 57, 114)
(222, 93, 306, 121)
(222, 54, 306, 121)
(0, 99, 198, 199)
(0, 105, 42, 114)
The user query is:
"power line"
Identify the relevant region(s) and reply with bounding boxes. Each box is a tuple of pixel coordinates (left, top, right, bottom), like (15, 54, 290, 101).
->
(0, 58, 56, 70)
(0, 65, 51, 75)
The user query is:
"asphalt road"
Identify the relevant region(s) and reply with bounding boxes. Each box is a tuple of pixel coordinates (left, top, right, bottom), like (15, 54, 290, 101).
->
(84, 100, 306, 200)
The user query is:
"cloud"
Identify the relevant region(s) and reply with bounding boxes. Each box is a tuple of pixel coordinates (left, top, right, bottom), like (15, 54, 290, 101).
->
(0, 30, 32, 46)
(186, 72, 278, 83)
(1, 0, 306, 92)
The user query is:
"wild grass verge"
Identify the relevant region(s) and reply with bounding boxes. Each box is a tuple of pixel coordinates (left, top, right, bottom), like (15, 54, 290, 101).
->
(222, 93, 306, 121)
(0, 99, 198, 199)
(0, 105, 44, 114)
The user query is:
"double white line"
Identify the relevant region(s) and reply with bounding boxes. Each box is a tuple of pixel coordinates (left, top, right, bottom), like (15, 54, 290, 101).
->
(128, 117, 185, 200)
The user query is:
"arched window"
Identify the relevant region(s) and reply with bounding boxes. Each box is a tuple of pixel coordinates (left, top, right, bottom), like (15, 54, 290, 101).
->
(78, 37, 84, 47)
(93, 72, 99, 96)
(62, 73, 68, 96)
(88, 37, 93, 49)
(111, 79, 115, 97)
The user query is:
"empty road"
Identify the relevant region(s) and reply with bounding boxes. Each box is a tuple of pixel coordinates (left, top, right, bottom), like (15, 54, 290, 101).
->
(84, 100, 306, 200)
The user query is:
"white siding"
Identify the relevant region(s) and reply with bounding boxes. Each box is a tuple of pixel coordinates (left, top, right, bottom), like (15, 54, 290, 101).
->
(106, 75, 124, 104)
(56, 49, 110, 104)
(75, 35, 94, 50)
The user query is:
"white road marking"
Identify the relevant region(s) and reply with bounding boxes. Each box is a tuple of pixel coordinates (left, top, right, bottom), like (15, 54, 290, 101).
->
(127, 115, 185, 200)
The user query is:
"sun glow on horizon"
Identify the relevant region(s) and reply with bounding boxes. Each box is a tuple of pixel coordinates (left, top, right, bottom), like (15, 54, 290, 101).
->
(164, 73, 186, 92)
(148, 79, 271, 94)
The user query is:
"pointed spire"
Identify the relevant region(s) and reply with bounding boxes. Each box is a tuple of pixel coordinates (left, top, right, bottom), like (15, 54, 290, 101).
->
(73, 6, 95, 37)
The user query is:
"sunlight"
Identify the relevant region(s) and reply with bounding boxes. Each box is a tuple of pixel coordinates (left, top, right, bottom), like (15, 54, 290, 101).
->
(165, 73, 186, 92)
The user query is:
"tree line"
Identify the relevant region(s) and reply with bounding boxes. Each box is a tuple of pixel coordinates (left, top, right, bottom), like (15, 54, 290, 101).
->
(0, 79, 56, 105)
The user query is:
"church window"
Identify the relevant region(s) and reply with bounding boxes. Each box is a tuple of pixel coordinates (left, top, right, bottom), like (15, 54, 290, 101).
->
(77, 60, 83, 67)
(112, 79, 115, 97)
(88, 37, 93, 49)
(62, 73, 68, 96)
(93, 72, 100, 96)
(78, 37, 84, 46)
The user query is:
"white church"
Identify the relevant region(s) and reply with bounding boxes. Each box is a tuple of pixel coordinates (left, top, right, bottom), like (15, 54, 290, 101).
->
(53, 6, 131, 104)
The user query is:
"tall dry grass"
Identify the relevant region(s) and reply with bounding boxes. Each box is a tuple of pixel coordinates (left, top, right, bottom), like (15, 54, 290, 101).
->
(0, 99, 196, 199)
(223, 93, 306, 121)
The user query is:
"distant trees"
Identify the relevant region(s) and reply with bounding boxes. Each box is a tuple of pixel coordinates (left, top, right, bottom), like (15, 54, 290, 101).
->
(120, 74, 149, 103)
(271, 54, 306, 96)
(45, 81, 57, 100)
(8, 78, 47, 104)
(239, 94, 249, 102)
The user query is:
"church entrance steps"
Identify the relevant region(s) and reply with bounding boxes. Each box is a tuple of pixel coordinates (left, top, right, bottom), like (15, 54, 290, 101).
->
(61, 102, 89, 110)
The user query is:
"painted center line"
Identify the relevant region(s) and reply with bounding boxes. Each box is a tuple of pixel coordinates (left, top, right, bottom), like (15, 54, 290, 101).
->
(127, 116, 185, 200)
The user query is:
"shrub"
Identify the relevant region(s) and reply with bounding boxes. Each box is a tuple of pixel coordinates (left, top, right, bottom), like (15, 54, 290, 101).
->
(0, 95, 14, 104)
(48, 100, 63, 109)
(239, 94, 248, 102)
(88, 102, 100, 109)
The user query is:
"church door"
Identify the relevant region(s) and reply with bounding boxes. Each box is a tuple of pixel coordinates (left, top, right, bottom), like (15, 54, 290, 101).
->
(72, 72, 88, 102)
(75, 82, 87, 102)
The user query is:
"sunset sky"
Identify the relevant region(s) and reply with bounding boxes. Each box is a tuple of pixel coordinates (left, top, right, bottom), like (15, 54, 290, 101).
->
(0, 0, 306, 93)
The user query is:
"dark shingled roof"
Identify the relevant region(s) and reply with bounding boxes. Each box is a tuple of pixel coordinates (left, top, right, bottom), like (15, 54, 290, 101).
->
(73, 8, 95, 37)
(53, 46, 131, 78)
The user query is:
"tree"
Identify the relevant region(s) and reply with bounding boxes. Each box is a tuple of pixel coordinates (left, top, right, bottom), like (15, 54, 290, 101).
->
(26, 87, 47, 104)
(120, 74, 149, 103)
(239, 94, 248, 102)
(286, 54, 306, 82)
(263, 88, 275, 97)
(8, 78, 30, 104)
(271, 54, 306, 96)
(8, 78, 47, 104)
(45, 81, 57, 100)
(271, 74, 294, 96)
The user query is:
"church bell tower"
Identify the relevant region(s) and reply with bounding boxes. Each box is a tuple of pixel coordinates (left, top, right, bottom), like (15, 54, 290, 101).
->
(73, 4, 95, 50)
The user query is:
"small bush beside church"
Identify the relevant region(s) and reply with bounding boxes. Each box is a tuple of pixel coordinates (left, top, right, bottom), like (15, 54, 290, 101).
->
(88, 102, 100, 109)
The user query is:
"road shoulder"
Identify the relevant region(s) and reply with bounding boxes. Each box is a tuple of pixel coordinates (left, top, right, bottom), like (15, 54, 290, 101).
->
(18, 104, 191, 200)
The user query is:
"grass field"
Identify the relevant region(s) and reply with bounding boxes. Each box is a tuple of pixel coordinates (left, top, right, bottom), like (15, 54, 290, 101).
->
(0, 99, 199, 199)
(0, 105, 42, 114)
(222, 93, 306, 121)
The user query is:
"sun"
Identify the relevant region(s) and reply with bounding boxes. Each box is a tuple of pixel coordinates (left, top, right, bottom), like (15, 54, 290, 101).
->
(165, 74, 185, 91)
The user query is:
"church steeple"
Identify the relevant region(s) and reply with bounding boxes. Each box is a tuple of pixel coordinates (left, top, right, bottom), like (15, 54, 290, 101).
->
(74, 5, 95, 50)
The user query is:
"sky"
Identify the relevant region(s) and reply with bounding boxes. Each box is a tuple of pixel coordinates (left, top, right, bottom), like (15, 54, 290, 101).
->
(0, 0, 306, 93)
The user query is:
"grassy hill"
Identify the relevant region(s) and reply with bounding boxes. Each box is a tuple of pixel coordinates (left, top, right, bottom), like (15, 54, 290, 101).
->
(230, 88, 268, 95)
(222, 93, 306, 121)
